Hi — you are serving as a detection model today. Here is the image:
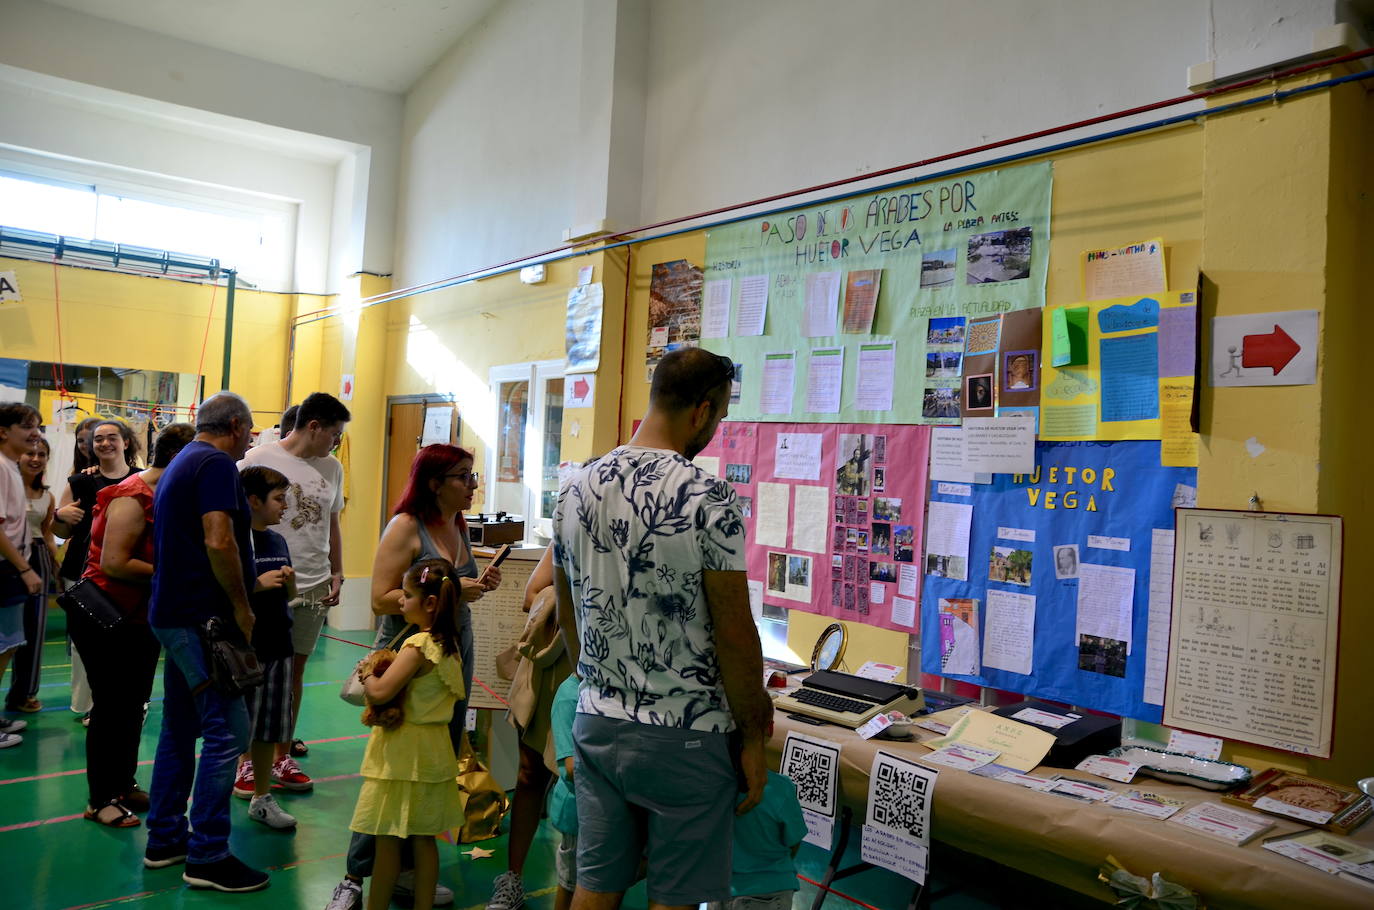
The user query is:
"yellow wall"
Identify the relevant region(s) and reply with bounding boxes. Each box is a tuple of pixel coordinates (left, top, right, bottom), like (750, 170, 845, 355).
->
(0, 256, 298, 430)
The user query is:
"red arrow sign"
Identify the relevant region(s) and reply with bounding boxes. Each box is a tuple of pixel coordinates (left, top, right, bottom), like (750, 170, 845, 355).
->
(573, 377, 591, 400)
(1241, 324, 1300, 375)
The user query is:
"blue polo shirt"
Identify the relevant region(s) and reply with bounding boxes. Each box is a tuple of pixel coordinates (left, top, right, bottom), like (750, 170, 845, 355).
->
(730, 771, 807, 897)
(149, 441, 254, 629)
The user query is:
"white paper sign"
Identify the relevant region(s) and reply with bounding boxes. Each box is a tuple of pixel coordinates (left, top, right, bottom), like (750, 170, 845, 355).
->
(1075, 755, 1140, 783)
(867, 751, 938, 849)
(856, 713, 893, 740)
(564, 374, 596, 409)
(1011, 708, 1076, 729)
(781, 732, 843, 848)
(890, 596, 916, 628)
(421, 405, 453, 445)
(759, 352, 796, 414)
(802, 271, 841, 337)
(1210, 309, 1318, 387)
(774, 433, 823, 479)
(733, 274, 770, 336)
(983, 589, 1035, 675)
(1050, 779, 1116, 802)
(921, 744, 1000, 771)
(996, 770, 1057, 792)
(855, 341, 896, 411)
(961, 416, 1035, 474)
(701, 278, 732, 338)
(1166, 730, 1223, 760)
(861, 825, 928, 885)
(1087, 535, 1130, 551)
(1109, 793, 1183, 820)
(1255, 795, 1335, 825)
(805, 347, 844, 413)
(856, 661, 902, 682)
(937, 482, 972, 497)
(997, 527, 1036, 543)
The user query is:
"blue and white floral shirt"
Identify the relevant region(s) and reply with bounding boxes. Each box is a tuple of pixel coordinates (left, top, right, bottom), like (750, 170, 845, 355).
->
(553, 445, 746, 732)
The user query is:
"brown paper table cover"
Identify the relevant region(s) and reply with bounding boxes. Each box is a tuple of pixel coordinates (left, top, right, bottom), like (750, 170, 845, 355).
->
(769, 713, 1373, 909)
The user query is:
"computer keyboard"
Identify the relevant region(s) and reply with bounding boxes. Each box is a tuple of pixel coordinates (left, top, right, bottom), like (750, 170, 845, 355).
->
(790, 688, 874, 714)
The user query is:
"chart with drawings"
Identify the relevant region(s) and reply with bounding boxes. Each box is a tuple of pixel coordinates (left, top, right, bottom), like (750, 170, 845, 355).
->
(1163, 509, 1342, 757)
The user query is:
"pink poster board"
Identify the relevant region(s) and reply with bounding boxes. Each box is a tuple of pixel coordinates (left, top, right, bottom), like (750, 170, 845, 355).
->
(699, 422, 931, 633)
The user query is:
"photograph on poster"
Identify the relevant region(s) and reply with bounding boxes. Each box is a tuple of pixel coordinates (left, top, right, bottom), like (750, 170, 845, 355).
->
(989, 546, 1034, 586)
(768, 552, 787, 593)
(831, 555, 844, 578)
(738, 496, 753, 518)
(1078, 634, 1127, 677)
(894, 525, 916, 563)
(926, 351, 963, 379)
(730, 363, 744, 404)
(874, 468, 887, 492)
(965, 315, 1002, 354)
(967, 227, 1033, 284)
(789, 556, 812, 588)
(927, 316, 966, 345)
(871, 562, 898, 583)
(725, 463, 753, 483)
(1004, 351, 1037, 391)
(856, 531, 870, 551)
(921, 250, 958, 289)
(966, 374, 994, 411)
(923, 387, 960, 419)
(875, 497, 902, 522)
(872, 523, 892, 556)
(1053, 545, 1079, 579)
(836, 433, 874, 496)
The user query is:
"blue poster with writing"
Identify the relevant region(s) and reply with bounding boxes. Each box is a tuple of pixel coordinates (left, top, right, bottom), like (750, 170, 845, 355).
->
(920, 441, 1195, 721)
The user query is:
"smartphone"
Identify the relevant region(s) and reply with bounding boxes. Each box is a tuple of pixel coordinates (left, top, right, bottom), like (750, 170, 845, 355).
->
(477, 544, 513, 584)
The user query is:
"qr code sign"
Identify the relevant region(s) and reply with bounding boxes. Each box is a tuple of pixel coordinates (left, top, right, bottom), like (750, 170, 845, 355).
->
(782, 734, 839, 816)
(867, 752, 938, 840)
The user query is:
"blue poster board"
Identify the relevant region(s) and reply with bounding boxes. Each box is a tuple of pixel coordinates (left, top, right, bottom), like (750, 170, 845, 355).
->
(920, 441, 1196, 721)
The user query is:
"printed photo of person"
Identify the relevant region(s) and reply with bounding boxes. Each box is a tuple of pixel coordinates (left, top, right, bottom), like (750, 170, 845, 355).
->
(871, 522, 892, 556)
(966, 374, 993, 411)
(869, 561, 898, 583)
(1004, 350, 1037, 392)
(725, 463, 752, 483)
(835, 433, 873, 497)
(1053, 544, 1079, 579)
(767, 552, 788, 593)
(873, 467, 886, 493)
(893, 525, 915, 562)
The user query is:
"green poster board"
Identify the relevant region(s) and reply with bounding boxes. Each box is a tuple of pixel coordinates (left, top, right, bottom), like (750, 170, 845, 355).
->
(702, 162, 1053, 424)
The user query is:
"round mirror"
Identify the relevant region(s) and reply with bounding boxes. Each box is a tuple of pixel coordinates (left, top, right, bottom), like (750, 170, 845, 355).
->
(811, 622, 847, 672)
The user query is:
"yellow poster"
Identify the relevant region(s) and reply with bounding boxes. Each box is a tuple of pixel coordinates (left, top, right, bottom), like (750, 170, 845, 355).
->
(1040, 290, 1197, 464)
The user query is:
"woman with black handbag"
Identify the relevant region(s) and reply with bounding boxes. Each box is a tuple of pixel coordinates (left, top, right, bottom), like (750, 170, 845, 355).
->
(67, 423, 195, 826)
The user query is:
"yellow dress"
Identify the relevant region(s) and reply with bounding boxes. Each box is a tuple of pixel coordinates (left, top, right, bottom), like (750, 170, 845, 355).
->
(349, 632, 467, 837)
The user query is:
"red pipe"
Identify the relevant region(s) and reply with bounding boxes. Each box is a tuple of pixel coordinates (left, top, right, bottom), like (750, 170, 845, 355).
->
(293, 45, 1374, 324)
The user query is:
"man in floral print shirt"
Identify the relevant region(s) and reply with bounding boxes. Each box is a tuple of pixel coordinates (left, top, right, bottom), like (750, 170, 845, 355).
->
(554, 348, 771, 910)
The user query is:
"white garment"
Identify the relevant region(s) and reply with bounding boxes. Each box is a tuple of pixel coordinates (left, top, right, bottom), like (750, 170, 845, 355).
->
(239, 442, 344, 590)
(553, 445, 746, 732)
(0, 453, 27, 553)
(43, 426, 77, 493)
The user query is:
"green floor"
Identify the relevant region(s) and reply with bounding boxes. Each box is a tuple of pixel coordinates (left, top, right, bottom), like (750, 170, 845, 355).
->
(2, 611, 1087, 909)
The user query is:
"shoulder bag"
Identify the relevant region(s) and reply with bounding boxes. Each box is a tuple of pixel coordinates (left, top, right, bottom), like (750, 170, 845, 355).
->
(56, 577, 127, 630)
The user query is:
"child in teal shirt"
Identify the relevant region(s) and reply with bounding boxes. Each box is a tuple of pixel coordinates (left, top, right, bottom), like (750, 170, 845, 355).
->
(710, 768, 807, 910)
(548, 673, 580, 910)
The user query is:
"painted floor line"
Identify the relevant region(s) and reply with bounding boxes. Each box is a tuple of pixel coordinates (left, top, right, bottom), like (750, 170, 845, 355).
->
(0, 733, 368, 787)
(0, 811, 84, 833)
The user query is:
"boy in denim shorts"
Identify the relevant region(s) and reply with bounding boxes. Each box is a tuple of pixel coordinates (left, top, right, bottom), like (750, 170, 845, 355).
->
(233, 466, 300, 829)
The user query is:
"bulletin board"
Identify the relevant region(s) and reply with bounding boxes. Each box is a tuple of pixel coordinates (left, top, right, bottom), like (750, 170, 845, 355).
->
(697, 422, 930, 633)
(700, 162, 1052, 424)
(919, 441, 1197, 721)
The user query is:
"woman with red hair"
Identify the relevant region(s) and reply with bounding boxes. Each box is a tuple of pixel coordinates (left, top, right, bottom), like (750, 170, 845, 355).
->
(327, 444, 502, 910)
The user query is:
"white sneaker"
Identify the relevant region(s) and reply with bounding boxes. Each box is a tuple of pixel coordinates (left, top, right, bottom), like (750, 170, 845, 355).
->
(324, 878, 362, 910)
(486, 870, 525, 910)
(395, 868, 454, 906)
(248, 793, 296, 829)
(0, 717, 27, 735)
(0, 731, 22, 749)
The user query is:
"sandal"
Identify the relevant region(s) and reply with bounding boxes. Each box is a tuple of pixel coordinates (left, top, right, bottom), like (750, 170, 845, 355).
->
(84, 799, 141, 829)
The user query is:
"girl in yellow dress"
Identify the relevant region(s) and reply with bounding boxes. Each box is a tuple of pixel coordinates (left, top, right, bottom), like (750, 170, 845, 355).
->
(351, 558, 467, 910)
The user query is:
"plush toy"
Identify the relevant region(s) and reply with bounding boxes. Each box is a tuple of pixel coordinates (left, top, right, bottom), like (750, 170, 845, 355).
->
(358, 648, 406, 729)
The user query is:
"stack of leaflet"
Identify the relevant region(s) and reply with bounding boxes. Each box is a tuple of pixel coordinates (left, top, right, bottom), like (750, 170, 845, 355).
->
(992, 700, 1122, 768)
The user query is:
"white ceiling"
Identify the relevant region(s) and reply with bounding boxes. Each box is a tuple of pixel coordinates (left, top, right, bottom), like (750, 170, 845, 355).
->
(40, 0, 501, 93)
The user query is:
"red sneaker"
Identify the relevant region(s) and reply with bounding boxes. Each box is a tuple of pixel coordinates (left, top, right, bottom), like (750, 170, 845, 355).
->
(271, 755, 313, 792)
(232, 760, 255, 800)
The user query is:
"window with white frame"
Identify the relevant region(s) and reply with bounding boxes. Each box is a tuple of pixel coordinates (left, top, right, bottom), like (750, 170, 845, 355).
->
(0, 168, 294, 289)
(487, 359, 565, 541)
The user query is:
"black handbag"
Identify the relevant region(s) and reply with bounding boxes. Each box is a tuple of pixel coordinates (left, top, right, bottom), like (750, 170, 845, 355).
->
(56, 577, 127, 630)
(198, 616, 264, 696)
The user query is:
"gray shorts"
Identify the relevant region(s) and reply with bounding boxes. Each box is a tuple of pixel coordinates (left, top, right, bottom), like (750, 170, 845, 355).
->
(556, 832, 577, 892)
(573, 713, 736, 905)
(289, 581, 332, 655)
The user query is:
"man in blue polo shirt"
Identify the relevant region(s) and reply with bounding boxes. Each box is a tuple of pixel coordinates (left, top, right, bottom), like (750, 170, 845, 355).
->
(143, 392, 267, 893)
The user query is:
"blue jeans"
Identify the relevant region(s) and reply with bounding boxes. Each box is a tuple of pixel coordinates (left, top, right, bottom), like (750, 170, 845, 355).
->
(145, 624, 251, 864)
(346, 609, 474, 878)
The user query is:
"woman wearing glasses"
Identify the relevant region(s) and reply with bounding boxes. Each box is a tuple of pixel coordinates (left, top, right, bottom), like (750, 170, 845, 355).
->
(327, 444, 502, 910)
